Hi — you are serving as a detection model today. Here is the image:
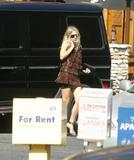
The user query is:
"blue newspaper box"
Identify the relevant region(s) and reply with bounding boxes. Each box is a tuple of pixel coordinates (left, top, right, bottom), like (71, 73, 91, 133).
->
(118, 105, 134, 145)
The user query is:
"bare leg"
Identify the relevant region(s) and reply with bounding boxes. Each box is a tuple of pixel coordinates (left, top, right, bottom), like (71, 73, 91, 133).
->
(67, 87, 82, 136)
(69, 87, 82, 123)
(61, 88, 72, 106)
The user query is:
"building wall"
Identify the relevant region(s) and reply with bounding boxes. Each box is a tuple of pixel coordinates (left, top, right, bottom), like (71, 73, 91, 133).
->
(103, 9, 134, 52)
(103, 9, 134, 75)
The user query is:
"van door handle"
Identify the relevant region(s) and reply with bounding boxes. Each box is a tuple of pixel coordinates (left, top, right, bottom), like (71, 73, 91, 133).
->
(16, 66, 26, 70)
(29, 66, 58, 69)
(0, 66, 25, 70)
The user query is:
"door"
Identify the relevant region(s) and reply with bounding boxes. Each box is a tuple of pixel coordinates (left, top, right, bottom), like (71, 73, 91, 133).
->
(66, 14, 111, 87)
(0, 13, 27, 102)
(27, 12, 62, 97)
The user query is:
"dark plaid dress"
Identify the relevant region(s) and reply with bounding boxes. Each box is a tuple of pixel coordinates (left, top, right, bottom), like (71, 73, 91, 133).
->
(55, 48, 82, 87)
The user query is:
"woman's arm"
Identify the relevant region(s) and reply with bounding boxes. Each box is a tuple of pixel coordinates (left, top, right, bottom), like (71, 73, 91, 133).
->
(60, 39, 74, 60)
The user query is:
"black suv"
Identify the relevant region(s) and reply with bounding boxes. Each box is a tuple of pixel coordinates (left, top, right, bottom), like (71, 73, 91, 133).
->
(0, 2, 111, 132)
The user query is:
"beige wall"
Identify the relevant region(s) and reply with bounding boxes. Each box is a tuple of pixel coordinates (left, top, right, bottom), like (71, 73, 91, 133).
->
(103, 9, 134, 52)
(103, 9, 134, 74)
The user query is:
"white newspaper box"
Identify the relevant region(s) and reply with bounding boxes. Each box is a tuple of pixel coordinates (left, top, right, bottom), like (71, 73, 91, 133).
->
(12, 98, 66, 145)
(78, 88, 112, 141)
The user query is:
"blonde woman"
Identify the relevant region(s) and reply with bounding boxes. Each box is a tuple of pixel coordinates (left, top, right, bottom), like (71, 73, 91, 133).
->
(55, 26, 90, 136)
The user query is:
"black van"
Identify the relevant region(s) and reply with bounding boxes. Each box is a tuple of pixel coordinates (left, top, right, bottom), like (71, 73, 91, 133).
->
(0, 2, 111, 132)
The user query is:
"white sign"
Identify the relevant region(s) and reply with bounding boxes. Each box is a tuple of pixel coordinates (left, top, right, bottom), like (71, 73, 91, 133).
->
(77, 88, 112, 141)
(12, 98, 66, 145)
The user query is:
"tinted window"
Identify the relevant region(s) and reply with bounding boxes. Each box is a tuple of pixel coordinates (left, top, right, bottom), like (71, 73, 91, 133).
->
(29, 13, 61, 48)
(0, 14, 20, 48)
(67, 16, 103, 48)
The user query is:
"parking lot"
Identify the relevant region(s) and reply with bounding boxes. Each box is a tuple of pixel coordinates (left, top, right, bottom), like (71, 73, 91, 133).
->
(0, 134, 83, 160)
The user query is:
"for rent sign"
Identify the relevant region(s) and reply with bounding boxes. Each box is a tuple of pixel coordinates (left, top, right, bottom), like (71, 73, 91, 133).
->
(12, 98, 66, 145)
(78, 88, 112, 141)
(118, 106, 134, 145)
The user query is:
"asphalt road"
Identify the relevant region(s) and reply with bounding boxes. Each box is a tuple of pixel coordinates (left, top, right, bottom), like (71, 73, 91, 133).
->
(0, 134, 84, 160)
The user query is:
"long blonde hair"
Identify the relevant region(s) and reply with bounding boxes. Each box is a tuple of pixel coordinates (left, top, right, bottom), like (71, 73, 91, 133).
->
(63, 26, 81, 51)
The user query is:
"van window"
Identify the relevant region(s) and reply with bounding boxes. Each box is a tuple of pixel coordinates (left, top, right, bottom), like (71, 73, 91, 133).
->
(29, 13, 61, 48)
(0, 14, 20, 48)
(67, 16, 103, 48)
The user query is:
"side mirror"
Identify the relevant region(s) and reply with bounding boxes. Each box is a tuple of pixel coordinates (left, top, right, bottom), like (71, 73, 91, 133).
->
(119, 80, 133, 91)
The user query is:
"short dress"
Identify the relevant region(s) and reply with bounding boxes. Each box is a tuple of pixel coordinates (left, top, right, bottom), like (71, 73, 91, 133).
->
(55, 48, 82, 88)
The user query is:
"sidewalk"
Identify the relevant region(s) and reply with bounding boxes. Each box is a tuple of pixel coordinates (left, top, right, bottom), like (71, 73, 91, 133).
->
(0, 134, 84, 160)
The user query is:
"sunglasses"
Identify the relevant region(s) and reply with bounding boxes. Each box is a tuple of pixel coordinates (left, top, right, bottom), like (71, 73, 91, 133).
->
(70, 34, 78, 38)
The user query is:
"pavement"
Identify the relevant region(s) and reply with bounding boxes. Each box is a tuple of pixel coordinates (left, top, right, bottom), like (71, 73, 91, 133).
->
(0, 134, 84, 160)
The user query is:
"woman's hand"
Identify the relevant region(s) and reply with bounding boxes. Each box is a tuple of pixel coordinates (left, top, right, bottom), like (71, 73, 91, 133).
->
(60, 39, 74, 60)
(82, 68, 91, 74)
(67, 39, 74, 49)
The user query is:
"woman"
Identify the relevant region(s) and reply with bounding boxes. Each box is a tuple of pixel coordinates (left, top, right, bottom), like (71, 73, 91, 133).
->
(55, 26, 90, 136)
